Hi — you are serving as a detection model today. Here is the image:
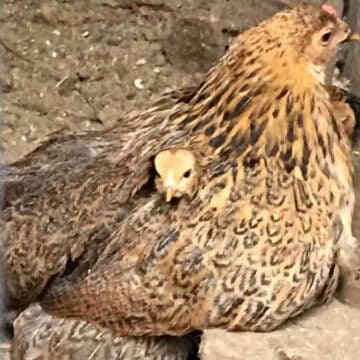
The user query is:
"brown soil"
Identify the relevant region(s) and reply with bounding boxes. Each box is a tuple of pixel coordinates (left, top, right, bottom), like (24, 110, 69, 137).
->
(0, 0, 331, 163)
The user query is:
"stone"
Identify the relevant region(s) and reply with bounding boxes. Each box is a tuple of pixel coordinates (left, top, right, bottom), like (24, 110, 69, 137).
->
(200, 300, 360, 360)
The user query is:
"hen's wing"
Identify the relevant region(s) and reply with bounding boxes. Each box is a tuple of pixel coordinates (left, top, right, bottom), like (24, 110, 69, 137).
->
(39, 159, 341, 336)
(40, 195, 216, 336)
(2, 86, 197, 311)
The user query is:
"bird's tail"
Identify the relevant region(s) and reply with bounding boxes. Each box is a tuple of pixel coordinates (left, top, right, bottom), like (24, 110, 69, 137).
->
(345, 91, 360, 142)
(0, 156, 10, 341)
(39, 265, 158, 336)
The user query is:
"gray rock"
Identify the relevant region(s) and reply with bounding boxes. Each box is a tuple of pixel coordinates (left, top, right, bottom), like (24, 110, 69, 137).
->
(200, 300, 360, 360)
(343, 0, 360, 97)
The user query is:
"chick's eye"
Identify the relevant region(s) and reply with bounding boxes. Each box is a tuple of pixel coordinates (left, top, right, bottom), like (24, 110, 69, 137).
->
(321, 31, 332, 44)
(183, 170, 191, 178)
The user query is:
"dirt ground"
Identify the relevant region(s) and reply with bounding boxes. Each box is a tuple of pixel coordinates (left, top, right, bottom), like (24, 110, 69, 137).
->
(1, 0, 358, 163)
(1, 0, 360, 359)
(0, 0, 291, 162)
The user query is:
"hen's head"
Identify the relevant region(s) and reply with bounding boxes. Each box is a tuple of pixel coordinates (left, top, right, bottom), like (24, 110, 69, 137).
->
(225, 3, 358, 84)
(285, 4, 353, 67)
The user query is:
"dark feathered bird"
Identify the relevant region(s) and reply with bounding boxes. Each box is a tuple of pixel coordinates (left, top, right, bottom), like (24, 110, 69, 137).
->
(2, 2, 360, 342)
(326, 85, 360, 140)
(10, 305, 198, 360)
(331, 87, 360, 308)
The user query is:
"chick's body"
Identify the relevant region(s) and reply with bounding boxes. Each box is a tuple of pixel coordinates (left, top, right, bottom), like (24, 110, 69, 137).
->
(4, 3, 359, 338)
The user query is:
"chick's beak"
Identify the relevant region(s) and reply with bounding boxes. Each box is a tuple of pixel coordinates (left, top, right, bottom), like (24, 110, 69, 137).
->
(165, 188, 175, 202)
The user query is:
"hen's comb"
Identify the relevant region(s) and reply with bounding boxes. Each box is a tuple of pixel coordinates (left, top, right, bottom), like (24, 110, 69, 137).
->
(321, 4, 340, 18)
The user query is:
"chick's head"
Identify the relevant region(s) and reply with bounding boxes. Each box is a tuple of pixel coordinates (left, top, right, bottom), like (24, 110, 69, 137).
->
(154, 149, 198, 202)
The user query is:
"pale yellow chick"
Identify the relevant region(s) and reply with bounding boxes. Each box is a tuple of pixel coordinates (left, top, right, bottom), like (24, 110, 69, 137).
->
(154, 148, 198, 202)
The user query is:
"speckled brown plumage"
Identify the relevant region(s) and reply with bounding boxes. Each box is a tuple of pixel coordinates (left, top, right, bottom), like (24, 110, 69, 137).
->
(3, 3, 360, 340)
(1, 88, 199, 357)
(10, 305, 198, 360)
(1, 87, 195, 310)
(327, 85, 356, 138)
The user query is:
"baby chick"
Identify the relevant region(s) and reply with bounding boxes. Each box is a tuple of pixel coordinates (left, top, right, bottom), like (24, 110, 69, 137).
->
(154, 149, 198, 202)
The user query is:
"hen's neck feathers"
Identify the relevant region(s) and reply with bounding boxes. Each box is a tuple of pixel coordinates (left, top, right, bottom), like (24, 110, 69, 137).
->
(172, 17, 350, 184)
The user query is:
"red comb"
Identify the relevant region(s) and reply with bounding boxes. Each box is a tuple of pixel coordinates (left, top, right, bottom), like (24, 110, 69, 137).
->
(321, 4, 339, 18)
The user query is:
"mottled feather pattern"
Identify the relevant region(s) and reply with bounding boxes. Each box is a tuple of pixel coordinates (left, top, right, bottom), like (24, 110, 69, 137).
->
(3, 3, 359, 342)
(327, 85, 357, 138)
(1, 90, 196, 308)
(11, 304, 198, 360)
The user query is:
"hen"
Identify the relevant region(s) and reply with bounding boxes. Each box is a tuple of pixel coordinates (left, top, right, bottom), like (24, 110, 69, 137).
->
(7, 84, 359, 360)
(2, 2, 360, 341)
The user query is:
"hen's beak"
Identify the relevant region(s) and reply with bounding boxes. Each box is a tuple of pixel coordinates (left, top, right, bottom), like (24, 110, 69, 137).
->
(348, 32, 360, 41)
(343, 31, 360, 43)
(165, 188, 175, 202)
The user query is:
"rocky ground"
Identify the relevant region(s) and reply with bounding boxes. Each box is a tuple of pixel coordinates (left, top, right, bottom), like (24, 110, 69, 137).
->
(0, 0, 360, 359)
(201, 301, 360, 360)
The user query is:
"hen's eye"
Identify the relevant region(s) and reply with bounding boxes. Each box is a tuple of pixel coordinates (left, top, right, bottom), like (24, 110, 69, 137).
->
(183, 170, 191, 178)
(321, 31, 332, 44)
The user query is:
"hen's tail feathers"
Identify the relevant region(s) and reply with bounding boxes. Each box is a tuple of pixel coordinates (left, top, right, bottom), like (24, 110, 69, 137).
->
(346, 91, 360, 143)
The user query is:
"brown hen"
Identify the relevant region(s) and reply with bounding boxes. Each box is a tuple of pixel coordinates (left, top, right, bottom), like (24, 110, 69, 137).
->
(3, 2, 360, 339)
(8, 84, 359, 360)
